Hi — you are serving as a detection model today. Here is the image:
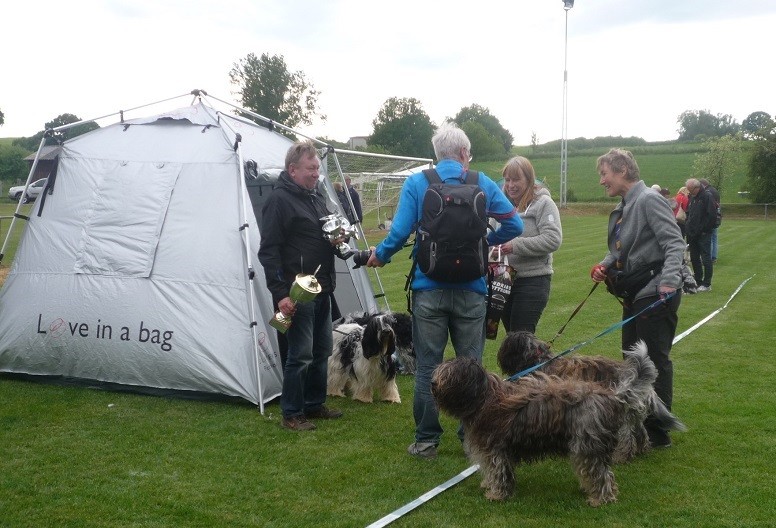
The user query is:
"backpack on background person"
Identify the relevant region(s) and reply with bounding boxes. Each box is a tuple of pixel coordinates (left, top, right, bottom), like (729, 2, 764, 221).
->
(414, 169, 489, 283)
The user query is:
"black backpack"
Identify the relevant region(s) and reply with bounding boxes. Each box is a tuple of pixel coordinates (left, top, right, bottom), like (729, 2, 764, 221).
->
(412, 169, 489, 283)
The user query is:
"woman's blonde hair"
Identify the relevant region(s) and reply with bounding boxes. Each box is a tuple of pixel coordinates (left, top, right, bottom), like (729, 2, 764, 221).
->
(502, 156, 537, 211)
(596, 148, 640, 182)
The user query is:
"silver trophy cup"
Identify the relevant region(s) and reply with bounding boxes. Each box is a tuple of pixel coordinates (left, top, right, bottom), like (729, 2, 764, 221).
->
(320, 214, 358, 259)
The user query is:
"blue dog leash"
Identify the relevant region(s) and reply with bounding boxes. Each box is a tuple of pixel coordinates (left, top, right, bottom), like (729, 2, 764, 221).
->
(506, 291, 677, 382)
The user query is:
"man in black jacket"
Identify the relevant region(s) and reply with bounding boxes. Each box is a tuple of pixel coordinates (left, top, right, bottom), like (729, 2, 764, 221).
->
(259, 140, 343, 431)
(685, 178, 717, 292)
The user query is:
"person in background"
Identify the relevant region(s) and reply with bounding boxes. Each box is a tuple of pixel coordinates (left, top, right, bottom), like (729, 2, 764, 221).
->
(493, 156, 562, 333)
(334, 181, 356, 225)
(345, 176, 363, 223)
(259, 140, 344, 431)
(675, 186, 690, 240)
(590, 148, 684, 449)
(699, 178, 720, 263)
(685, 178, 716, 292)
(365, 122, 523, 459)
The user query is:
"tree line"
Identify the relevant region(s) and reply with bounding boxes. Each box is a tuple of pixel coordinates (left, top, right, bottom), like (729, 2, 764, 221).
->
(2, 52, 775, 201)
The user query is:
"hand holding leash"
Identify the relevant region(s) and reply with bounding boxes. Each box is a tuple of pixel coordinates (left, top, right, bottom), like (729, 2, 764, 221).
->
(590, 264, 607, 282)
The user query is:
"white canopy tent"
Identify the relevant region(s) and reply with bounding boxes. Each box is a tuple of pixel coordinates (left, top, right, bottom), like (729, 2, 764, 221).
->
(0, 91, 430, 412)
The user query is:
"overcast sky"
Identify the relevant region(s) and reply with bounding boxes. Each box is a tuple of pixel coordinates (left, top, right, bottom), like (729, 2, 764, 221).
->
(1, 0, 774, 146)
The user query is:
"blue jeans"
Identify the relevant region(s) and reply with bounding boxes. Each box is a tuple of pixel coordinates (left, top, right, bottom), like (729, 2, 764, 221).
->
(502, 274, 552, 333)
(711, 227, 719, 260)
(411, 289, 486, 445)
(280, 294, 333, 418)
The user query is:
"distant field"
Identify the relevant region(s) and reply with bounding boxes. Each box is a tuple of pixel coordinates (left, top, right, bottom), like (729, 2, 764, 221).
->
(474, 149, 751, 203)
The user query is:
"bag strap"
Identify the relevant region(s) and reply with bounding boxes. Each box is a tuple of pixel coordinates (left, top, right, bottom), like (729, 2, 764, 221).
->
(422, 168, 442, 185)
(422, 168, 479, 185)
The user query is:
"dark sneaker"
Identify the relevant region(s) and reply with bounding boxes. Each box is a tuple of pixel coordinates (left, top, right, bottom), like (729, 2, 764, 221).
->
(305, 405, 343, 420)
(281, 415, 316, 431)
(407, 442, 437, 459)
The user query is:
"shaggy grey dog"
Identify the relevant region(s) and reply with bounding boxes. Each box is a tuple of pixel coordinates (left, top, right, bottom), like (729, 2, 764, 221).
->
(497, 331, 686, 460)
(431, 346, 660, 506)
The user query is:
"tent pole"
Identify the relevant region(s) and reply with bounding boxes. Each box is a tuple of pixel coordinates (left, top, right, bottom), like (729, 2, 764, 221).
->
(235, 137, 266, 413)
(46, 92, 196, 135)
(199, 94, 270, 412)
(0, 136, 47, 264)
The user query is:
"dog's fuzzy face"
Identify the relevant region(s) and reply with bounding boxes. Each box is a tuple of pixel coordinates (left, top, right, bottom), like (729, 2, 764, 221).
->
(497, 331, 553, 376)
(342, 311, 415, 373)
(431, 357, 493, 419)
(361, 314, 396, 360)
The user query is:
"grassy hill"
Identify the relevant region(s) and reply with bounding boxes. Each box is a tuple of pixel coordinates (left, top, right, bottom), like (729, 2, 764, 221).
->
(473, 148, 751, 204)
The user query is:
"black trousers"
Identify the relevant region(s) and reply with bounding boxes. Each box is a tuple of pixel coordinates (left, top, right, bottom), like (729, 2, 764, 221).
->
(501, 274, 552, 334)
(621, 292, 681, 433)
(688, 231, 713, 287)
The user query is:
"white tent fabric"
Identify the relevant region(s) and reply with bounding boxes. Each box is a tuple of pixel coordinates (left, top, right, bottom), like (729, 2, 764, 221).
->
(0, 101, 378, 410)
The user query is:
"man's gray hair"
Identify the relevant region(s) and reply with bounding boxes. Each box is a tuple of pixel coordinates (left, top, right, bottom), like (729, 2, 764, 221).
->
(285, 140, 318, 170)
(432, 121, 470, 161)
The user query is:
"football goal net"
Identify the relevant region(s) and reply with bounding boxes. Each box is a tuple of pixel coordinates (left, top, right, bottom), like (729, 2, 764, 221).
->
(322, 148, 432, 232)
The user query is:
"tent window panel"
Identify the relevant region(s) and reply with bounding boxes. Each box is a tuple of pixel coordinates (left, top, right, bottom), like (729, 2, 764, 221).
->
(74, 161, 182, 277)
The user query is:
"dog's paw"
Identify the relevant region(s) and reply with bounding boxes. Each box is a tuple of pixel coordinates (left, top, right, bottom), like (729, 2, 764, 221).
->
(484, 489, 509, 501)
(586, 494, 617, 507)
(381, 396, 401, 404)
(352, 394, 374, 404)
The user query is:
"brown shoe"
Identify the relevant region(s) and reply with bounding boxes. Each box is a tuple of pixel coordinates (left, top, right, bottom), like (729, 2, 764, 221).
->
(281, 415, 316, 431)
(305, 405, 343, 420)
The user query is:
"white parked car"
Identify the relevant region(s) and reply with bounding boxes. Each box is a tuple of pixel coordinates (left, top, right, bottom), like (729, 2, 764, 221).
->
(8, 178, 47, 203)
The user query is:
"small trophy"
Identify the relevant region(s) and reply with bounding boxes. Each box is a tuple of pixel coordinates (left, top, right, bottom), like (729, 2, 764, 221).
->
(269, 271, 322, 333)
(320, 214, 358, 260)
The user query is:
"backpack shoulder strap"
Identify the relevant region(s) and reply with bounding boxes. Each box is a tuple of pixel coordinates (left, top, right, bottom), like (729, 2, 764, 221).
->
(464, 169, 479, 185)
(422, 168, 442, 185)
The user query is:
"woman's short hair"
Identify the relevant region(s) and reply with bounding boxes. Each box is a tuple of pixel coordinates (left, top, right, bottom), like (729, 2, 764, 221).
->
(431, 122, 470, 161)
(285, 140, 319, 170)
(597, 148, 640, 182)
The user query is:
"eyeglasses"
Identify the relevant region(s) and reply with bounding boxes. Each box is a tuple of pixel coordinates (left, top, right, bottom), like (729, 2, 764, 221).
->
(468, 154, 473, 163)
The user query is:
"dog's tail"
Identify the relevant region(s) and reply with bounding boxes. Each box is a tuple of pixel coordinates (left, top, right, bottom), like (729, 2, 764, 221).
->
(648, 392, 688, 432)
(619, 341, 687, 432)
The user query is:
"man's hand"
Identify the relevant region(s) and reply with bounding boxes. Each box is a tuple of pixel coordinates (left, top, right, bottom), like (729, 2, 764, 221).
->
(366, 248, 384, 268)
(278, 297, 296, 317)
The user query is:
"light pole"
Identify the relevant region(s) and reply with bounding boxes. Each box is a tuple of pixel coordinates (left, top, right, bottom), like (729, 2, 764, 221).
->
(560, 0, 574, 208)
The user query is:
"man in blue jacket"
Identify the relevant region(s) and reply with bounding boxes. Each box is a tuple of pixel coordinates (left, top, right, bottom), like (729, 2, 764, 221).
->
(366, 122, 523, 459)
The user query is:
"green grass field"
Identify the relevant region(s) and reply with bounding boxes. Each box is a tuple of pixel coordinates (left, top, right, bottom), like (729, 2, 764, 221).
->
(2, 204, 774, 526)
(473, 149, 752, 204)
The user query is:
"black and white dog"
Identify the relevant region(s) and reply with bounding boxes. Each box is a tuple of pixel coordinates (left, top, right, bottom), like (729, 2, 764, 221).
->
(340, 311, 415, 375)
(327, 313, 402, 403)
